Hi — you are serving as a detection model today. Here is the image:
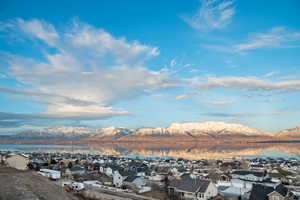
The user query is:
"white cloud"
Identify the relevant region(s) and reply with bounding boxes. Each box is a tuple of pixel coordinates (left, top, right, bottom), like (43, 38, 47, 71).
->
(1, 19, 175, 120)
(194, 76, 300, 93)
(203, 27, 300, 53)
(189, 68, 201, 73)
(183, 0, 235, 31)
(206, 100, 234, 105)
(234, 27, 300, 52)
(65, 21, 159, 64)
(16, 18, 59, 45)
(0, 109, 127, 121)
(264, 71, 280, 78)
(176, 94, 190, 100)
(170, 59, 177, 67)
(44, 104, 128, 119)
(152, 93, 170, 98)
(0, 86, 98, 106)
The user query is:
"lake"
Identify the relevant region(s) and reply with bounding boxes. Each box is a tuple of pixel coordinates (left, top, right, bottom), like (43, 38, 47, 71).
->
(1, 142, 300, 160)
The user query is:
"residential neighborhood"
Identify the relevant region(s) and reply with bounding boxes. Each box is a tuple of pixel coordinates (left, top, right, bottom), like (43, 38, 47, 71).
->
(1, 151, 300, 200)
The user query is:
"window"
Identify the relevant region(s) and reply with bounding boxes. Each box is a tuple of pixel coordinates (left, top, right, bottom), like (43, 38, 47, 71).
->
(271, 196, 280, 200)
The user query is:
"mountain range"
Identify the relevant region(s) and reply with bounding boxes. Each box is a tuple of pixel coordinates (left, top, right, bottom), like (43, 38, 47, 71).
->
(5, 121, 299, 142)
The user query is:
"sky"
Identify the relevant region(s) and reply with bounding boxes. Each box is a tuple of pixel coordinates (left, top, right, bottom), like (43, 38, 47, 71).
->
(0, 0, 300, 134)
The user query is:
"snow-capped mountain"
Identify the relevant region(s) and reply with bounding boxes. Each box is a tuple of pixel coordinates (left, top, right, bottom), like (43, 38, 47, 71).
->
(15, 121, 270, 140)
(17, 126, 134, 139)
(95, 127, 135, 137)
(18, 126, 95, 138)
(277, 126, 300, 137)
(133, 121, 270, 137)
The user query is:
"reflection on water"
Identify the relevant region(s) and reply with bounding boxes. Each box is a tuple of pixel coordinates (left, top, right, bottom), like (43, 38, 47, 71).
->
(89, 142, 300, 160)
(0, 144, 91, 153)
(1, 142, 300, 160)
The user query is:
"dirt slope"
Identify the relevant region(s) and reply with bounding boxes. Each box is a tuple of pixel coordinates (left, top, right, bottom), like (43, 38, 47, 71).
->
(0, 167, 78, 200)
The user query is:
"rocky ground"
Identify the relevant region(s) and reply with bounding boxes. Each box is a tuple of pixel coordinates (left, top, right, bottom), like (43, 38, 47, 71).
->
(0, 166, 78, 200)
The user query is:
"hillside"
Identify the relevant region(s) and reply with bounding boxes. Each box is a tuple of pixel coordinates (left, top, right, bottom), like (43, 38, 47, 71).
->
(0, 167, 78, 200)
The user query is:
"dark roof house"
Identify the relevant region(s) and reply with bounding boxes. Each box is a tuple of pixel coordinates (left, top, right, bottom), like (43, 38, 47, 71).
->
(168, 174, 218, 199)
(249, 183, 290, 200)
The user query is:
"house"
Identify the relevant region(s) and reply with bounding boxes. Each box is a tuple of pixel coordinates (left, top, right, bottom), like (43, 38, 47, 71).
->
(171, 167, 188, 176)
(218, 184, 251, 199)
(83, 180, 103, 188)
(249, 183, 293, 200)
(104, 164, 121, 176)
(65, 165, 85, 176)
(123, 175, 146, 189)
(217, 178, 252, 199)
(38, 169, 61, 180)
(231, 170, 266, 182)
(6, 154, 29, 170)
(149, 172, 165, 181)
(220, 162, 240, 169)
(168, 174, 218, 200)
(127, 161, 149, 176)
(267, 173, 284, 183)
(113, 169, 135, 187)
(113, 170, 124, 187)
(29, 159, 48, 170)
(249, 164, 265, 170)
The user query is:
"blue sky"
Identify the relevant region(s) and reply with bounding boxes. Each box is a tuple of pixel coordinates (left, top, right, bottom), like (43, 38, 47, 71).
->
(0, 0, 300, 134)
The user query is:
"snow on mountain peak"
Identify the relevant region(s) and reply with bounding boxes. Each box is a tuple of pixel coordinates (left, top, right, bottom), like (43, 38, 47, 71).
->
(168, 121, 268, 136)
(45, 126, 92, 134)
(17, 121, 270, 139)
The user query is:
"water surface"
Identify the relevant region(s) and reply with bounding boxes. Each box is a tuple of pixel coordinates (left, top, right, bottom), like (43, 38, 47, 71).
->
(1, 142, 300, 160)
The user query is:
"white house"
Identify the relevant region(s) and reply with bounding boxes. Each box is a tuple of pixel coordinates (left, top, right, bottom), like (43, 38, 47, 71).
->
(231, 170, 265, 182)
(217, 180, 252, 199)
(105, 167, 113, 176)
(103, 165, 121, 177)
(113, 170, 124, 187)
(83, 180, 103, 188)
(38, 169, 61, 180)
(113, 170, 135, 187)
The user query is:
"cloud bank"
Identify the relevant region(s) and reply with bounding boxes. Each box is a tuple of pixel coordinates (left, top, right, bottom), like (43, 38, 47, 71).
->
(193, 76, 300, 93)
(0, 19, 175, 121)
(234, 27, 300, 51)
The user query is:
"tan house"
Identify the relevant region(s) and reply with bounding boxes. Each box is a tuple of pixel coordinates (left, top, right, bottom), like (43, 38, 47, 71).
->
(268, 191, 286, 200)
(6, 154, 29, 170)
